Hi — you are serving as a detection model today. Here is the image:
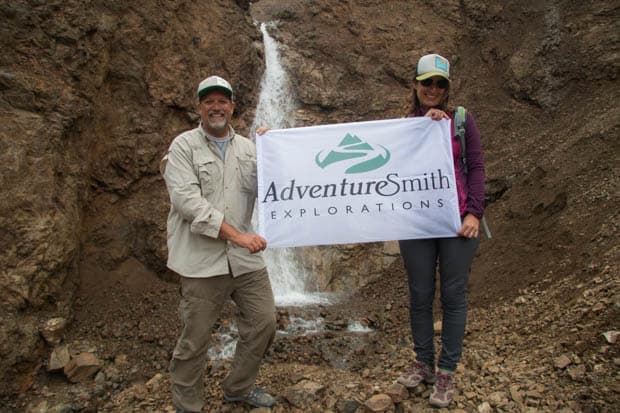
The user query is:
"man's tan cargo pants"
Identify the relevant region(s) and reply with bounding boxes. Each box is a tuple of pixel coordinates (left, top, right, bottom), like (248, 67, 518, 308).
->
(169, 268, 276, 412)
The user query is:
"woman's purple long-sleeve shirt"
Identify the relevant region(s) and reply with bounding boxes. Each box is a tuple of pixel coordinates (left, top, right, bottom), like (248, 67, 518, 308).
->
(411, 108, 486, 219)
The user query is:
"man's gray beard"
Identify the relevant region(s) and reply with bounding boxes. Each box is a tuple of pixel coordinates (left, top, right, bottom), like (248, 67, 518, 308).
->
(207, 120, 227, 132)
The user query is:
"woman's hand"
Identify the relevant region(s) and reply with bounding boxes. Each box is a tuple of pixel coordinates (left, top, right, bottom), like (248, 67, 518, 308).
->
(256, 126, 271, 135)
(425, 109, 449, 121)
(458, 213, 480, 239)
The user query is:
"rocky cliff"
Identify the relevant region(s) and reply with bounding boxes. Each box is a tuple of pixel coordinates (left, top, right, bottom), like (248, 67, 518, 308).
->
(0, 0, 262, 394)
(1, 0, 618, 410)
(254, 0, 619, 303)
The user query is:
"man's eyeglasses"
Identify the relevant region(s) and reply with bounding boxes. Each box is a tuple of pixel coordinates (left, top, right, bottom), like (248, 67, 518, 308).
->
(419, 78, 449, 89)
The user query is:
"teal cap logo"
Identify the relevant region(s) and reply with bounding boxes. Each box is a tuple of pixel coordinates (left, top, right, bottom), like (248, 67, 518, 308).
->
(315, 133, 391, 174)
(435, 56, 448, 71)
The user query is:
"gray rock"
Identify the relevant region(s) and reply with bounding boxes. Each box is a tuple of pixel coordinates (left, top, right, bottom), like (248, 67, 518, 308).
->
(509, 385, 523, 404)
(338, 399, 362, 413)
(94, 371, 106, 385)
(63, 352, 101, 383)
(363, 393, 394, 412)
(385, 382, 408, 403)
(40, 317, 68, 346)
(488, 391, 507, 407)
(603, 330, 619, 344)
(48, 344, 71, 372)
(554, 355, 572, 369)
(477, 401, 492, 413)
(284, 379, 325, 408)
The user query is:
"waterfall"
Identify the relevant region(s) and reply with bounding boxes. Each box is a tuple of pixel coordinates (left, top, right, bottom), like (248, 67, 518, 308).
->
(252, 22, 330, 307)
(252, 23, 296, 131)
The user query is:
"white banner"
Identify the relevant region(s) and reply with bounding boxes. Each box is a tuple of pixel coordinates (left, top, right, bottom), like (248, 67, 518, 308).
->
(256, 117, 461, 248)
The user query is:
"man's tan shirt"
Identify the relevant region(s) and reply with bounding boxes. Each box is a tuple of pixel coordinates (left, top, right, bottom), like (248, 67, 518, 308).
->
(162, 125, 265, 277)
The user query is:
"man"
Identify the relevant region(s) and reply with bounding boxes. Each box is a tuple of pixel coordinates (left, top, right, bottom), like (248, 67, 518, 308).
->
(162, 75, 276, 412)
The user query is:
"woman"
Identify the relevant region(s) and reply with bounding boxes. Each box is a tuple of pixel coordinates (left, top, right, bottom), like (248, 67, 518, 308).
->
(397, 53, 486, 408)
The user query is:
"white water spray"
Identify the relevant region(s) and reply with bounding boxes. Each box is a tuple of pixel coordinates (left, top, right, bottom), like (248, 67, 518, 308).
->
(347, 321, 373, 333)
(252, 22, 330, 307)
(252, 23, 296, 131)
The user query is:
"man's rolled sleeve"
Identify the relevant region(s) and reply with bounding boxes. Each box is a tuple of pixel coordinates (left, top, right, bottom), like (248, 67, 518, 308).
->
(164, 140, 224, 239)
(190, 208, 224, 238)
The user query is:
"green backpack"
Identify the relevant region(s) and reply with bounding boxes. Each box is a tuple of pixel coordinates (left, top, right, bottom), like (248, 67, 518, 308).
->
(454, 106, 492, 239)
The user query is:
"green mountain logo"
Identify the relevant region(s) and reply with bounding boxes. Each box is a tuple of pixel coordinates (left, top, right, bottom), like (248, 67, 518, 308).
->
(315, 133, 391, 174)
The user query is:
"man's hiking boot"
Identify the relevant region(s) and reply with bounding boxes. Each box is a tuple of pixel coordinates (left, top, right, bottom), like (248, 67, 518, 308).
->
(429, 370, 456, 408)
(224, 386, 276, 408)
(396, 360, 436, 388)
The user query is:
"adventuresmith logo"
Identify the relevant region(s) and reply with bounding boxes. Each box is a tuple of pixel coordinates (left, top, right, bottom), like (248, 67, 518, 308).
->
(263, 132, 452, 204)
(315, 133, 390, 174)
(261, 124, 456, 224)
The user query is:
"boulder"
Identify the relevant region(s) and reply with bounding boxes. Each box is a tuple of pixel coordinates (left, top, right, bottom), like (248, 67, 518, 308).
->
(47, 345, 71, 373)
(63, 353, 101, 383)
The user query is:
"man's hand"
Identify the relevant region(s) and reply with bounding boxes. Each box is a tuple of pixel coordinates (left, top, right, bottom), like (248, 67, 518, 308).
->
(218, 221, 267, 253)
(230, 233, 267, 253)
(256, 126, 271, 135)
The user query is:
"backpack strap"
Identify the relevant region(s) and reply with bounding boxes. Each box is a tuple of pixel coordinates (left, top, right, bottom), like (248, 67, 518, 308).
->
(454, 106, 468, 174)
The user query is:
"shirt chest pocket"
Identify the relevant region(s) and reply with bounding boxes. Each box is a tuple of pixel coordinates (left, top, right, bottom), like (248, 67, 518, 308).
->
(196, 160, 220, 197)
(237, 156, 257, 194)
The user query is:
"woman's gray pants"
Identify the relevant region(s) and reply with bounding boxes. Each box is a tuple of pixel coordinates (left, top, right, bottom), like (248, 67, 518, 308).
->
(399, 236, 479, 371)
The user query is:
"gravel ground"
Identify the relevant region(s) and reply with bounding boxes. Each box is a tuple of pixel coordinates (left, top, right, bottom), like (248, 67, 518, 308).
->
(5, 255, 618, 412)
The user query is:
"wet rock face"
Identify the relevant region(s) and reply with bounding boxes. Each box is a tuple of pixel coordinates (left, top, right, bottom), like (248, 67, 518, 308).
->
(299, 242, 402, 293)
(254, 0, 458, 124)
(0, 0, 261, 395)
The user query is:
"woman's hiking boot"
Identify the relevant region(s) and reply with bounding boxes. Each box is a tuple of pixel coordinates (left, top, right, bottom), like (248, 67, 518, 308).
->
(396, 360, 436, 388)
(429, 370, 456, 408)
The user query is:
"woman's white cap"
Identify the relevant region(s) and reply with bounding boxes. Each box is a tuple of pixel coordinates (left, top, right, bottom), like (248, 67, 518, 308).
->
(416, 54, 450, 81)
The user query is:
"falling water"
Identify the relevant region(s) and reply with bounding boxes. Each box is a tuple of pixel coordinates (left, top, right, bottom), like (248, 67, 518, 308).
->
(252, 22, 296, 132)
(251, 22, 330, 307)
